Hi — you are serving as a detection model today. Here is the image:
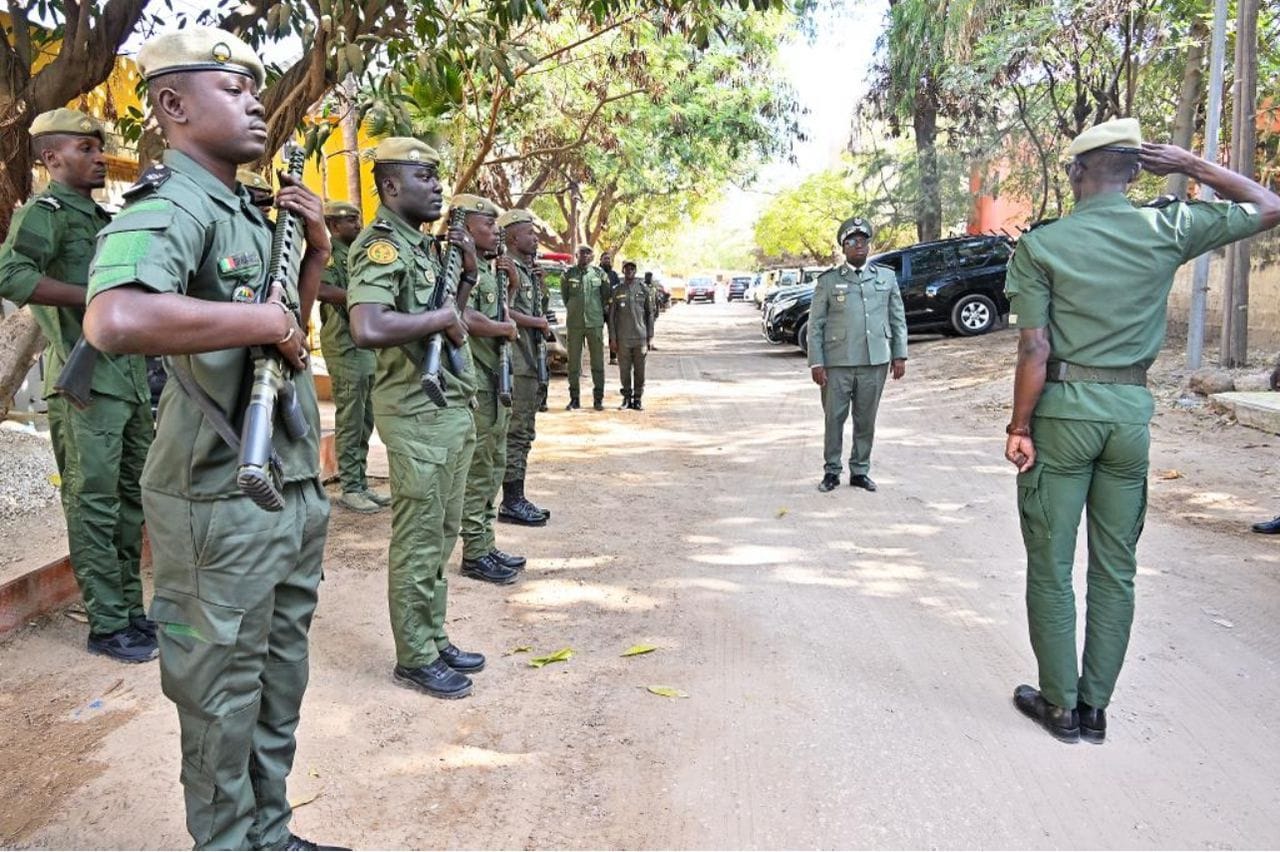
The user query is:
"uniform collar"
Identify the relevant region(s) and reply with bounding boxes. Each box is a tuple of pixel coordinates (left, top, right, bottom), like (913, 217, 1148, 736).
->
(45, 180, 105, 217)
(375, 204, 432, 249)
(162, 149, 255, 215)
(1072, 191, 1134, 214)
(840, 261, 868, 277)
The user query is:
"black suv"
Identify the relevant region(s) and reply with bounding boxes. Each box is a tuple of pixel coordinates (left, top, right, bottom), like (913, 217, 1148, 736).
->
(761, 234, 1013, 354)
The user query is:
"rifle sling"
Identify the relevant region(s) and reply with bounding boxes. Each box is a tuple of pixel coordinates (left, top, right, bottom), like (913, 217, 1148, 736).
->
(167, 355, 283, 470)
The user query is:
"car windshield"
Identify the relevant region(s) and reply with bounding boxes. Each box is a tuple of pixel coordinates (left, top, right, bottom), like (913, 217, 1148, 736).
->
(689, 277, 713, 287)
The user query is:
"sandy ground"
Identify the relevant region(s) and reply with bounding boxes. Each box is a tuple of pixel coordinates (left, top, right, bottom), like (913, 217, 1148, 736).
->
(3, 301, 1280, 849)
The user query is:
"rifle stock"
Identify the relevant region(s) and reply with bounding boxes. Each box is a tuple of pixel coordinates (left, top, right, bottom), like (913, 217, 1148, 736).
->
(53, 336, 99, 410)
(420, 206, 468, 407)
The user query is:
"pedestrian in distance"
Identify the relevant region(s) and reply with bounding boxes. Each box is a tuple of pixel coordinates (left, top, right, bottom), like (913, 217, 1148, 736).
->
(608, 260, 655, 410)
(561, 244, 610, 410)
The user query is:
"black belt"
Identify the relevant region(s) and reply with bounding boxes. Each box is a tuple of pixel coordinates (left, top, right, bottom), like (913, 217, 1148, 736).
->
(1045, 360, 1147, 386)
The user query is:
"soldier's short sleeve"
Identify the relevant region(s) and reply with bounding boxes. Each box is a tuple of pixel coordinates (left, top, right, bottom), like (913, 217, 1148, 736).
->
(345, 237, 402, 308)
(320, 253, 344, 290)
(1174, 200, 1263, 262)
(1004, 237, 1051, 329)
(87, 199, 204, 298)
(0, 202, 61, 305)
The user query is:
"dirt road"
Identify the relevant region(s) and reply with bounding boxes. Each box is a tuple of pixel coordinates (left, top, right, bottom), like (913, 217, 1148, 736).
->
(3, 301, 1280, 849)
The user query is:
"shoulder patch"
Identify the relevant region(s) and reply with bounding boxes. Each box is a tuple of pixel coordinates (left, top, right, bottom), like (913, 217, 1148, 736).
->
(123, 163, 172, 200)
(366, 239, 399, 265)
(1143, 194, 1180, 209)
(35, 195, 62, 211)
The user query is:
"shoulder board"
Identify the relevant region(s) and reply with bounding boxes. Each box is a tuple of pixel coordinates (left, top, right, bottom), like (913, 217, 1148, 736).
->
(1025, 217, 1059, 233)
(123, 163, 172, 200)
(35, 195, 62, 211)
(371, 218, 394, 232)
(1143, 194, 1181, 209)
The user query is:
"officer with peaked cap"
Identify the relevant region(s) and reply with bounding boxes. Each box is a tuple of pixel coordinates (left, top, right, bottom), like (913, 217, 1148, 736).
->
(0, 108, 156, 663)
(82, 26, 344, 850)
(346, 138, 488, 701)
(1005, 116, 1280, 744)
(808, 215, 907, 493)
(561, 243, 610, 409)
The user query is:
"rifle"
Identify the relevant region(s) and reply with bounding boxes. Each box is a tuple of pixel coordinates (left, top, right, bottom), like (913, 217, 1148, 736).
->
(53, 336, 98, 410)
(235, 145, 310, 512)
(532, 264, 550, 385)
(494, 233, 513, 408)
(420, 206, 470, 407)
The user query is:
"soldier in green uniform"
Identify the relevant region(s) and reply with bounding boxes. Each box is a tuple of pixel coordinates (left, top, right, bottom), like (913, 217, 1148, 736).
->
(346, 138, 487, 701)
(455, 193, 523, 584)
(236, 168, 274, 217)
(608, 260, 654, 410)
(807, 217, 907, 493)
(1004, 118, 1280, 744)
(498, 208, 553, 526)
(643, 271, 661, 348)
(316, 200, 389, 514)
(599, 250, 620, 365)
(561, 244, 610, 410)
(82, 28, 343, 850)
(0, 108, 156, 663)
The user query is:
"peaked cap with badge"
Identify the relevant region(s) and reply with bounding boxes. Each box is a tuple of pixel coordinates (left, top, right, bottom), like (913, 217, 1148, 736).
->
(324, 201, 361, 219)
(449, 193, 501, 218)
(30, 108, 105, 143)
(497, 208, 534, 229)
(1066, 117, 1143, 157)
(235, 169, 273, 193)
(136, 26, 265, 89)
(369, 137, 441, 166)
(837, 216, 873, 244)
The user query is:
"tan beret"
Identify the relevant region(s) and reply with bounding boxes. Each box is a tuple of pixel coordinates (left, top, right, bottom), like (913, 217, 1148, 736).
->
(236, 169, 273, 193)
(323, 201, 361, 218)
(1067, 117, 1143, 157)
(577, 245, 595, 254)
(837, 216, 873, 243)
(137, 27, 265, 89)
(496, 208, 534, 229)
(30, 108, 105, 143)
(369, 137, 441, 166)
(449, 193, 501, 218)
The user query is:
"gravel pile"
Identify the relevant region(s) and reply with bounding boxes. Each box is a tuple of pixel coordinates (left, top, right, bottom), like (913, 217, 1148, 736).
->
(0, 425, 60, 520)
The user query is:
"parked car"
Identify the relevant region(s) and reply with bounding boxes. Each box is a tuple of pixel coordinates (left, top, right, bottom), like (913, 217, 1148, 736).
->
(760, 234, 1014, 353)
(728, 275, 753, 302)
(666, 277, 688, 302)
(686, 276, 716, 303)
(753, 269, 799, 308)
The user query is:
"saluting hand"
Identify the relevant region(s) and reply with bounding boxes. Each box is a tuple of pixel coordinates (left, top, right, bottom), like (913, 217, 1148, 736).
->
(1137, 143, 1194, 177)
(276, 173, 330, 256)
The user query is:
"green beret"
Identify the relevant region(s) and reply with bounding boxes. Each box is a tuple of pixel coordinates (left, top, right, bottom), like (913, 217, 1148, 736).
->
(369, 137, 441, 166)
(1067, 117, 1143, 157)
(137, 27, 265, 89)
(323, 201, 361, 218)
(449, 193, 501, 217)
(837, 216, 873, 243)
(30, 108, 105, 143)
(497, 208, 534, 229)
(235, 169, 273, 193)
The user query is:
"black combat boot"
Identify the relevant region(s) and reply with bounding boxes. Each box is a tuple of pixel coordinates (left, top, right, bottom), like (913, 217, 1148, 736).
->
(593, 388, 604, 410)
(565, 392, 581, 411)
(460, 553, 519, 585)
(630, 392, 644, 411)
(618, 392, 631, 410)
(499, 480, 548, 526)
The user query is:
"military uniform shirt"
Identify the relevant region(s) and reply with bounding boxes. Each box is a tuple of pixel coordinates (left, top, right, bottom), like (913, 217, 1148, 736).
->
(509, 256, 541, 379)
(0, 180, 148, 403)
(561, 263, 608, 329)
(1006, 192, 1261, 424)
(346, 204, 477, 415)
(807, 262, 908, 368)
(608, 279, 653, 347)
(318, 240, 358, 354)
(86, 150, 321, 499)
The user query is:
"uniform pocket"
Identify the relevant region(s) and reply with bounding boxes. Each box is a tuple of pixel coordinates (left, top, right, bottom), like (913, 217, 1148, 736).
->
(151, 590, 245, 647)
(1016, 465, 1051, 541)
(387, 444, 448, 501)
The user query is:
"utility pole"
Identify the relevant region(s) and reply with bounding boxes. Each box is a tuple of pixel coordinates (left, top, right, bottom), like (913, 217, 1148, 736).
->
(1220, 0, 1258, 367)
(1186, 0, 1228, 369)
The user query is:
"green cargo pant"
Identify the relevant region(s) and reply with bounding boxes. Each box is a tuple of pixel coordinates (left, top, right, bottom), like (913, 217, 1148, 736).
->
(503, 375, 539, 485)
(1017, 416, 1149, 710)
(821, 364, 888, 477)
(322, 344, 375, 494)
(143, 479, 329, 851)
(567, 326, 604, 398)
(461, 388, 511, 559)
(47, 393, 153, 635)
(379, 407, 476, 668)
(617, 342, 646, 398)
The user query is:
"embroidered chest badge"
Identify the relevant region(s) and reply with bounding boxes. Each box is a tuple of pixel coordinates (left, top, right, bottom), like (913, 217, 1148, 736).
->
(367, 240, 399, 264)
(218, 252, 260, 275)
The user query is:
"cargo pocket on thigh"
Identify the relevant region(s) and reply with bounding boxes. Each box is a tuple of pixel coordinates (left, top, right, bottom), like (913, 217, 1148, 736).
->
(1130, 479, 1148, 546)
(1016, 465, 1052, 541)
(387, 444, 448, 502)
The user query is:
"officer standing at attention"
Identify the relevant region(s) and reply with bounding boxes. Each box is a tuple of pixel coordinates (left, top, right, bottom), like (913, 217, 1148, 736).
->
(0, 109, 155, 663)
(317, 200, 389, 514)
(808, 217, 907, 493)
(1004, 118, 1280, 744)
(455, 193, 523, 584)
(600, 249, 621, 364)
(82, 28, 343, 850)
(347, 139, 487, 701)
(608, 260, 654, 410)
(498, 208, 553, 526)
(561, 244, 610, 410)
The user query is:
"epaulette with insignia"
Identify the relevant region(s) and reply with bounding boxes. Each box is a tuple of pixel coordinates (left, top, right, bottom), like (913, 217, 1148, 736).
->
(371, 218, 394, 232)
(1026, 217, 1059, 232)
(1143, 194, 1180, 209)
(35, 195, 62, 211)
(123, 163, 172, 199)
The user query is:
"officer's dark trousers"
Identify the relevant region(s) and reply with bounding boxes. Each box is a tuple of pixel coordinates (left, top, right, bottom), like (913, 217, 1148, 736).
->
(617, 342, 646, 398)
(1017, 416, 1148, 710)
(504, 375, 539, 484)
(821, 364, 887, 476)
(567, 326, 604, 397)
(144, 480, 329, 850)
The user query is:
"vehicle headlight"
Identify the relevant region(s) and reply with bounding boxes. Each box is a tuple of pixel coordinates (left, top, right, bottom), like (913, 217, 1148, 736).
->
(925, 284, 941, 297)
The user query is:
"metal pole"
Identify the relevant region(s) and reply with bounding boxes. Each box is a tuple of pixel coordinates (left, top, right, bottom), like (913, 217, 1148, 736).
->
(1187, 0, 1228, 369)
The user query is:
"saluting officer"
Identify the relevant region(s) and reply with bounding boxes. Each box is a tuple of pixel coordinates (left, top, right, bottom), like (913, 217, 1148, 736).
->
(561, 244, 610, 410)
(808, 217, 907, 493)
(347, 139, 487, 701)
(317, 199, 389, 514)
(83, 28, 341, 850)
(0, 109, 155, 663)
(1005, 118, 1280, 744)
(608, 260, 654, 410)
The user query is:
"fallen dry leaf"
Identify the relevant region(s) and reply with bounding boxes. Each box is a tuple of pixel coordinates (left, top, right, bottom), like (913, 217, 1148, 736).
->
(1157, 469, 1183, 480)
(505, 645, 532, 656)
(528, 647, 574, 668)
(621, 644, 658, 657)
(48, 473, 61, 487)
(646, 685, 689, 699)
(289, 791, 322, 809)
(776, 507, 789, 518)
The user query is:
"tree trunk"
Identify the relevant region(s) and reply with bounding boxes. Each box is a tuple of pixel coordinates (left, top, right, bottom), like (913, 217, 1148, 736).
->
(0, 309, 45, 419)
(1220, 0, 1257, 367)
(340, 90, 362, 216)
(1165, 18, 1208, 198)
(913, 85, 941, 242)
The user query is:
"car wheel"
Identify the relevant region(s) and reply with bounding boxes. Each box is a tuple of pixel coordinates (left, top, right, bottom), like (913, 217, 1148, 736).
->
(797, 320, 809, 355)
(950, 293, 998, 336)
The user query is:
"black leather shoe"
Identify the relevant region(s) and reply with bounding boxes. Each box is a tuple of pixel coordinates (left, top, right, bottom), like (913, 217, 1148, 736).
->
(1252, 515, 1280, 534)
(490, 548, 527, 570)
(565, 397, 581, 410)
(593, 400, 605, 411)
(1013, 684, 1079, 743)
(439, 643, 486, 673)
(818, 473, 839, 492)
(1078, 702, 1106, 744)
(461, 554, 519, 585)
(849, 474, 878, 492)
(517, 496, 550, 521)
(630, 397, 644, 411)
(499, 501, 548, 527)
(130, 614, 157, 639)
(618, 395, 631, 410)
(393, 659, 472, 699)
(282, 834, 350, 851)
(88, 625, 158, 663)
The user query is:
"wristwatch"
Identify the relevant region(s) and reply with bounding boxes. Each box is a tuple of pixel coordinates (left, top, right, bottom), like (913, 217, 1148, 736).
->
(1005, 423, 1031, 436)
